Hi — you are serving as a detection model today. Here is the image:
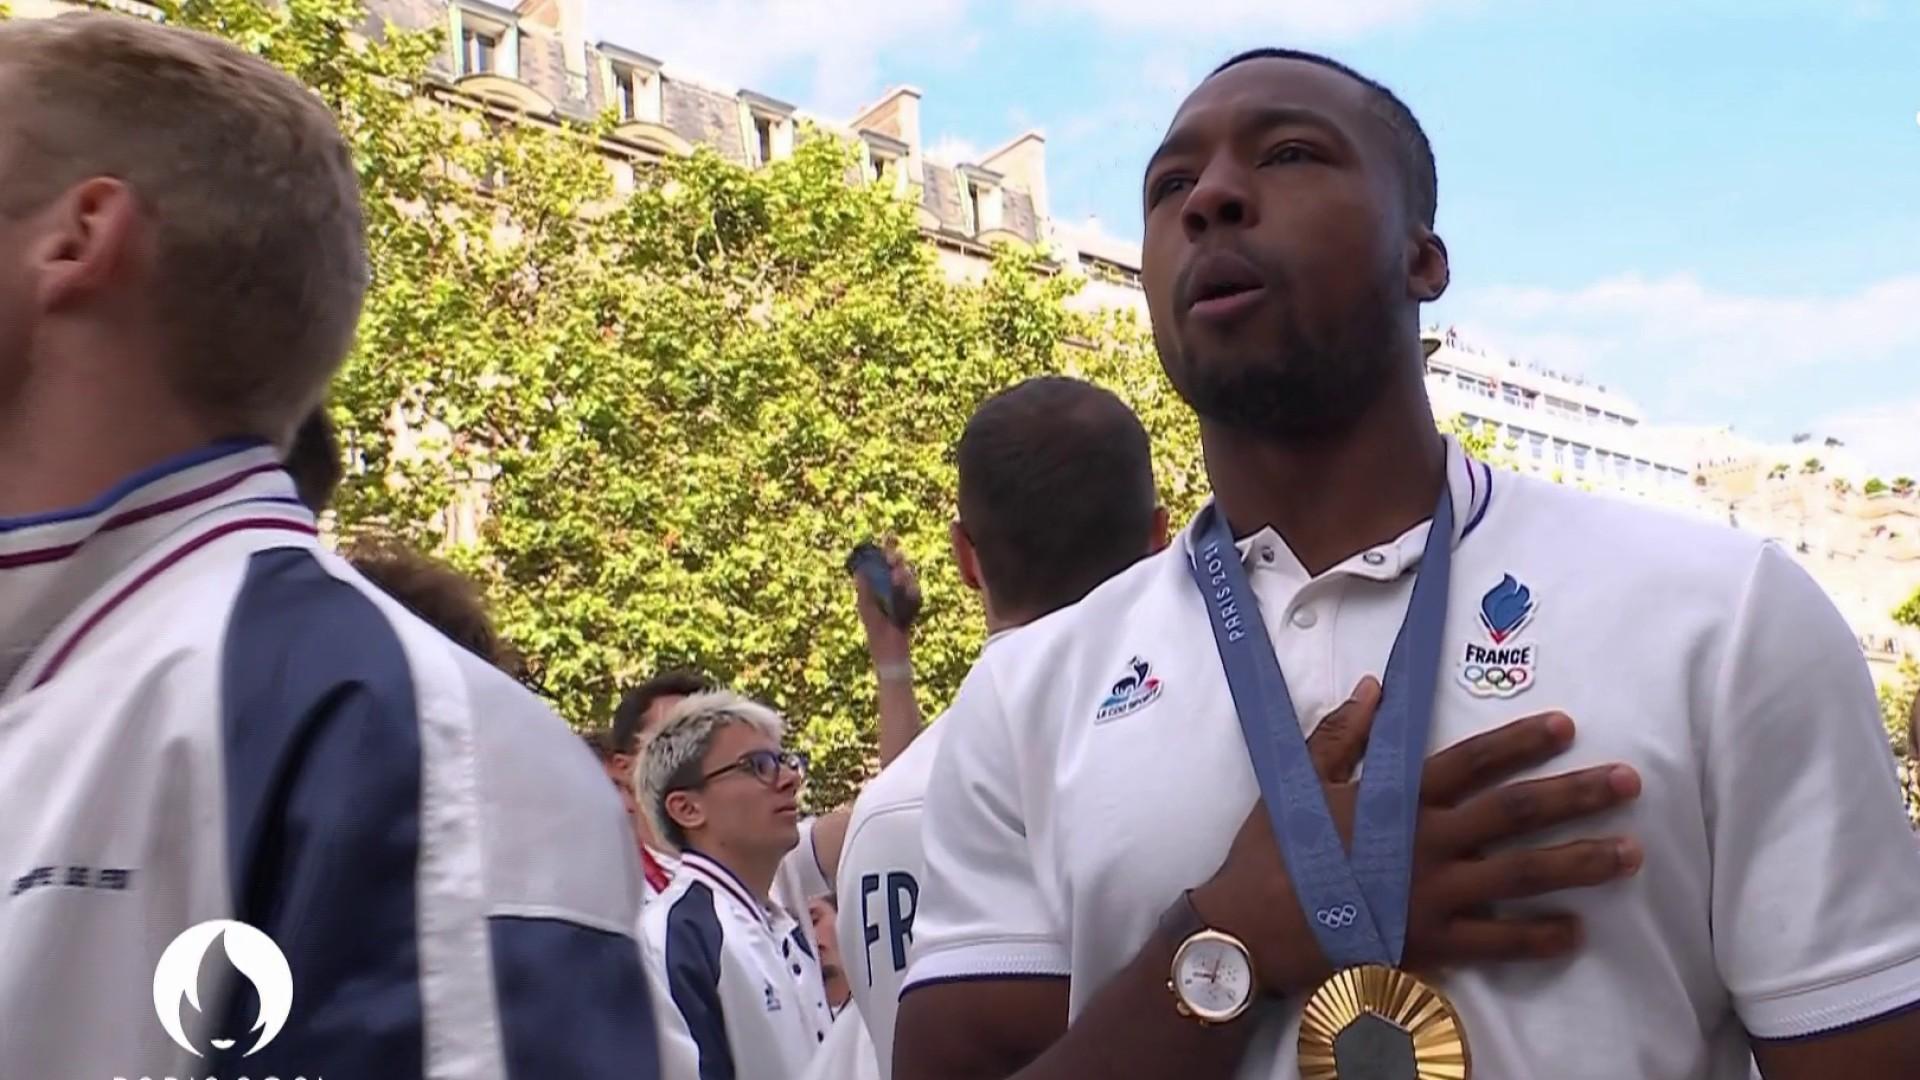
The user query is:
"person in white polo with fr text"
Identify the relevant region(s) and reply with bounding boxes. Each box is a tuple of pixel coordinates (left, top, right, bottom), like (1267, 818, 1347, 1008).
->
(830, 376, 1170, 1080)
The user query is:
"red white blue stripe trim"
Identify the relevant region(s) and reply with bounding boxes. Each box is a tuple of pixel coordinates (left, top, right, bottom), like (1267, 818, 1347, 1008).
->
(33, 514, 316, 687)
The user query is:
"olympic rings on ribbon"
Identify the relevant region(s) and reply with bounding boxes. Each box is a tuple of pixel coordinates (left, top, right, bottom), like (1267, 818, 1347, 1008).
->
(1315, 904, 1359, 929)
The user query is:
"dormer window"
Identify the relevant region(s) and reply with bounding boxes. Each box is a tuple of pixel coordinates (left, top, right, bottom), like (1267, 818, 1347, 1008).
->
(739, 91, 796, 167)
(598, 45, 666, 130)
(970, 182, 1002, 232)
(452, 2, 519, 80)
(860, 130, 910, 195)
(462, 27, 499, 75)
(754, 114, 776, 165)
(961, 165, 1005, 235)
(613, 64, 661, 123)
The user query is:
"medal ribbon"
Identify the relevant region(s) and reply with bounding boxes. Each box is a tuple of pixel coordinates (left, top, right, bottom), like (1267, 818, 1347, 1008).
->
(1186, 485, 1454, 969)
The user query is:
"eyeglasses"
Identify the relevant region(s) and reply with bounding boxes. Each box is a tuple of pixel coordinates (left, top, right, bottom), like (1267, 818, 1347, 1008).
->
(682, 749, 809, 791)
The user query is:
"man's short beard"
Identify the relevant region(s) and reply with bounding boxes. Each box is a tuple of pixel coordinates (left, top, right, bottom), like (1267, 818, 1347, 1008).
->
(1171, 303, 1398, 444)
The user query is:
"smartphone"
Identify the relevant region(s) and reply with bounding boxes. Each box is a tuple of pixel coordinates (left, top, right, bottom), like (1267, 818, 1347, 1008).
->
(846, 542, 905, 628)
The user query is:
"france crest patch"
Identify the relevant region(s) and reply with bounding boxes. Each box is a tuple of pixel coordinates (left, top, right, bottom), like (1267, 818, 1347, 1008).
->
(1459, 574, 1538, 698)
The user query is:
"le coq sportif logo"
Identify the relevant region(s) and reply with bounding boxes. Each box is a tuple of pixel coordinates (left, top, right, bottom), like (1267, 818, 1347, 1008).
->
(151, 920, 293, 1059)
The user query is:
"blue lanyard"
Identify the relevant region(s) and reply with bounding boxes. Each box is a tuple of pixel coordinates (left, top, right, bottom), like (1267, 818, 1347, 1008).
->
(1185, 486, 1454, 968)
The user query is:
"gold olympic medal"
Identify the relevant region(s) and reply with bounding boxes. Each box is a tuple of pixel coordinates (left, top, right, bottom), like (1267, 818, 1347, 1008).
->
(1297, 964, 1470, 1080)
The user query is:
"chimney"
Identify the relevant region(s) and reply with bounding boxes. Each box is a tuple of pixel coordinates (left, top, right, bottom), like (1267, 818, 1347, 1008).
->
(850, 86, 924, 184)
(516, 0, 588, 93)
(982, 130, 1048, 221)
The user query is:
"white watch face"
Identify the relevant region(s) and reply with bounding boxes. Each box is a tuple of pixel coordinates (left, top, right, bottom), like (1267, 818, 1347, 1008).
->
(1173, 934, 1253, 1021)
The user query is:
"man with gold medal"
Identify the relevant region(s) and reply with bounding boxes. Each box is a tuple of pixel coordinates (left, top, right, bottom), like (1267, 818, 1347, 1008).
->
(893, 46, 1920, 1080)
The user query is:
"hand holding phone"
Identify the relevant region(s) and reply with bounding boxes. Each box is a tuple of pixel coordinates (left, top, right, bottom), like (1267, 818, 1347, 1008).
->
(847, 540, 922, 632)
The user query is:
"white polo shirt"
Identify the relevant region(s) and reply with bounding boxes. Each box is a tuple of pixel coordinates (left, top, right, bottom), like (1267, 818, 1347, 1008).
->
(904, 442, 1920, 1080)
(646, 849, 833, 1079)
(799, 999, 883, 1080)
(837, 716, 948, 1079)
(835, 636, 1013, 1079)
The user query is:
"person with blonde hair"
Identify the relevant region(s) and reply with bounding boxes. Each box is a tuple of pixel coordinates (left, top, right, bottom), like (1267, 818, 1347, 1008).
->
(0, 13, 656, 1078)
(640, 691, 833, 1079)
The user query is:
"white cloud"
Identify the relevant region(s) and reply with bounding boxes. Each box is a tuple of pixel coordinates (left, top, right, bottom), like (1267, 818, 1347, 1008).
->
(924, 134, 984, 166)
(1461, 273, 1920, 382)
(589, 0, 970, 116)
(1814, 398, 1920, 480)
(1446, 272, 1920, 475)
(1032, 0, 1470, 37)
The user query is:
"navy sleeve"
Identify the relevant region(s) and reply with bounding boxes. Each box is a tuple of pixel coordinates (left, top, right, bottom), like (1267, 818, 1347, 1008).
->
(490, 915, 659, 1078)
(215, 548, 426, 1078)
(664, 884, 734, 1080)
(215, 548, 660, 1079)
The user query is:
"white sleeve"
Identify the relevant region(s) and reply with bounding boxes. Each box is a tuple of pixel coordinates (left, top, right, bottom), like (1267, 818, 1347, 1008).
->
(777, 815, 832, 907)
(902, 660, 1069, 989)
(1707, 542, 1920, 1038)
(641, 932, 702, 1080)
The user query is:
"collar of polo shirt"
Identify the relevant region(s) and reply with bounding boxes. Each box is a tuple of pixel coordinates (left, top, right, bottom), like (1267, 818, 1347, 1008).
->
(1186, 436, 1495, 585)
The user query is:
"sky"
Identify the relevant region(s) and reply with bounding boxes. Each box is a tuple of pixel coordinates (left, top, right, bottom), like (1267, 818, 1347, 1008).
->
(592, 0, 1920, 477)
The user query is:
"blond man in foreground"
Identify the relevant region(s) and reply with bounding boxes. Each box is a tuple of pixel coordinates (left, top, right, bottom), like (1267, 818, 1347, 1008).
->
(0, 14, 658, 1077)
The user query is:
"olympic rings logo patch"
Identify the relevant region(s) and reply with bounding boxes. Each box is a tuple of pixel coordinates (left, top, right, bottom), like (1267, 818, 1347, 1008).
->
(1461, 665, 1530, 692)
(1458, 642, 1538, 700)
(1315, 904, 1359, 929)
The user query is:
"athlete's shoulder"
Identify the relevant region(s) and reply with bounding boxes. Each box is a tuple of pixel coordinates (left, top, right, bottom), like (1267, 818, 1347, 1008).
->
(267, 551, 645, 930)
(1486, 469, 1770, 587)
(973, 541, 1187, 685)
(851, 713, 950, 819)
(223, 546, 423, 717)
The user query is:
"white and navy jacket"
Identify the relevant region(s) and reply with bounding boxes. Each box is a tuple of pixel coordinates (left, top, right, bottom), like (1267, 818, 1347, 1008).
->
(0, 442, 660, 1078)
(644, 849, 832, 1079)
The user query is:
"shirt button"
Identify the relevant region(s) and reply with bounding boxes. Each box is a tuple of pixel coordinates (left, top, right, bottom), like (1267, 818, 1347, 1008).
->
(792, 964, 803, 975)
(1290, 607, 1318, 630)
(1259, 546, 1276, 564)
(1362, 551, 1387, 566)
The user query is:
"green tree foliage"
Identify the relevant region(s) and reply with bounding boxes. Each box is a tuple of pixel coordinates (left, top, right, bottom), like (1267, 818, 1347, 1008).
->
(1865, 477, 1888, 496)
(1887, 595, 1920, 824)
(1441, 415, 1519, 470)
(95, 0, 1643, 807)
(134, 0, 1208, 805)
(1898, 589, 1920, 633)
(1881, 658, 1919, 825)
(1895, 476, 1916, 497)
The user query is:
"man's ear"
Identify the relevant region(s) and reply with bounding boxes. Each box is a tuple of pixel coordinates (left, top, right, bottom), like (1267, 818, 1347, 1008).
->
(1407, 227, 1449, 304)
(32, 177, 143, 313)
(951, 519, 983, 594)
(664, 790, 704, 835)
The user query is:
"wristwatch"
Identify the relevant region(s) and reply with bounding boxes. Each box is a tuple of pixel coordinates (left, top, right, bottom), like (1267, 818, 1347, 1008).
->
(1159, 890, 1256, 1025)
